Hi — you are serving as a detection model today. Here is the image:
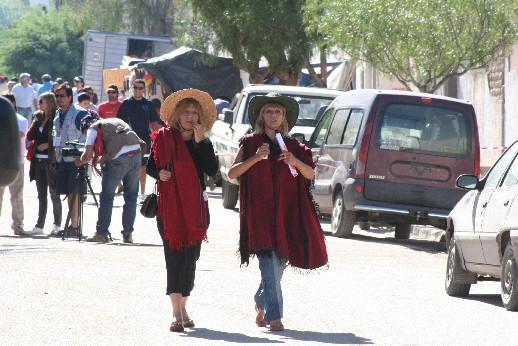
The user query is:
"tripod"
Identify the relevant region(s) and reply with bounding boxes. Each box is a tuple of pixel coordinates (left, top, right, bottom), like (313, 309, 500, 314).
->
(61, 164, 99, 241)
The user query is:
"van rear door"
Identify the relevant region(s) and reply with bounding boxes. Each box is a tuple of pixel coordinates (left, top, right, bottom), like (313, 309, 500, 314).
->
(363, 95, 478, 210)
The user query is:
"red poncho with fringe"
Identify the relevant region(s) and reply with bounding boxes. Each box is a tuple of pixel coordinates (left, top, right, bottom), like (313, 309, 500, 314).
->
(153, 127, 208, 250)
(239, 133, 328, 270)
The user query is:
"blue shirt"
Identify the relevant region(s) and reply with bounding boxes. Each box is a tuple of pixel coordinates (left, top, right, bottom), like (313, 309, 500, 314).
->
(38, 82, 53, 96)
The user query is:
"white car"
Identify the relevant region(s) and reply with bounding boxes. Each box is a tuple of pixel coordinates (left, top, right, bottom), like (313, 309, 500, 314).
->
(210, 84, 344, 209)
(446, 141, 518, 310)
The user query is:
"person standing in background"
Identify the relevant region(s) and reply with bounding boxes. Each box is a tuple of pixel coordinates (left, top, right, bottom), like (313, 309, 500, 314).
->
(118, 79, 162, 203)
(25, 92, 62, 236)
(12, 73, 37, 125)
(38, 74, 53, 96)
(0, 95, 28, 236)
(97, 85, 121, 119)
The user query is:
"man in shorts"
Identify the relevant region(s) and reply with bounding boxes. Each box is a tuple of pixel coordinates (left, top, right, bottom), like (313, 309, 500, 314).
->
(53, 83, 88, 236)
(117, 79, 162, 203)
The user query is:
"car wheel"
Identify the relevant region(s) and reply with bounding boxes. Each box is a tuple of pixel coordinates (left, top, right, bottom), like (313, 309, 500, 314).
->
(394, 223, 411, 239)
(501, 244, 518, 310)
(445, 238, 471, 297)
(222, 179, 239, 209)
(330, 192, 355, 238)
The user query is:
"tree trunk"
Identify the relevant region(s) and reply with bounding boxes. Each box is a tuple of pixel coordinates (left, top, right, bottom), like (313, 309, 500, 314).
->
(320, 47, 328, 87)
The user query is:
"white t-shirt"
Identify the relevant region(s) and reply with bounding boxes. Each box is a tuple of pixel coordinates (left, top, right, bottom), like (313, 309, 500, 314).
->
(12, 84, 36, 108)
(85, 127, 140, 161)
(16, 113, 28, 162)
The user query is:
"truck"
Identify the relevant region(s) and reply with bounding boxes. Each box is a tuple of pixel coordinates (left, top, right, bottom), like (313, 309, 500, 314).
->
(82, 30, 173, 101)
(210, 84, 344, 209)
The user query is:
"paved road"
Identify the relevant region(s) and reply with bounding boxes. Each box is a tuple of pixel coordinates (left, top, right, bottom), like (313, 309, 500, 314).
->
(1, 171, 518, 345)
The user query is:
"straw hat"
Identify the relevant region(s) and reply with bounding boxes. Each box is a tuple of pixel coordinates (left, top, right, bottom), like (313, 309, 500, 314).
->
(160, 89, 217, 130)
(248, 92, 299, 130)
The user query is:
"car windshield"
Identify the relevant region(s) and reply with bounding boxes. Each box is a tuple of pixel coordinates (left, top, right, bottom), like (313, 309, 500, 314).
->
(376, 103, 470, 156)
(244, 92, 335, 127)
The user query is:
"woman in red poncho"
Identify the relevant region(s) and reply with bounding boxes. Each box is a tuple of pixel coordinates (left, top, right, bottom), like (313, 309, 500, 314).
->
(146, 89, 218, 333)
(228, 92, 328, 332)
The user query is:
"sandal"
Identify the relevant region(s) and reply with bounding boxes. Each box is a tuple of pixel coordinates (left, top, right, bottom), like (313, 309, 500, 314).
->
(255, 304, 266, 327)
(183, 318, 195, 328)
(269, 319, 284, 332)
(169, 320, 184, 333)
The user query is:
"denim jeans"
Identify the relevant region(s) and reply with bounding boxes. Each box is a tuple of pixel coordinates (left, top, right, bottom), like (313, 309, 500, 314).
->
(96, 153, 140, 235)
(255, 251, 287, 321)
(17, 107, 33, 125)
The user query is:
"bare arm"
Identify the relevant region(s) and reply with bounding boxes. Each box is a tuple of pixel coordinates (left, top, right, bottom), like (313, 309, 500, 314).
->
(77, 145, 94, 166)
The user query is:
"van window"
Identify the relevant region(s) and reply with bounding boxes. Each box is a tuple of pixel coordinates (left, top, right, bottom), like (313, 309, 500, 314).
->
(310, 108, 334, 148)
(326, 109, 350, 145)
(377, 104, 469, 156)
(342, 109, 363, 145)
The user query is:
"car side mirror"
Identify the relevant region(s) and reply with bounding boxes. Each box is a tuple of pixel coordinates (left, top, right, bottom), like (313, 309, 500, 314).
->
(0, 97, 21, 186)
(456, 174, 479, 190)
(291, 132, 306, 144)
(222, 108, 233, 125)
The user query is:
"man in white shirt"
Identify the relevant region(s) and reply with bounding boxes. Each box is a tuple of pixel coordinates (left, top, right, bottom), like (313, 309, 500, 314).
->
(12, 73, 36, 125)
(0, 94, 28, 235)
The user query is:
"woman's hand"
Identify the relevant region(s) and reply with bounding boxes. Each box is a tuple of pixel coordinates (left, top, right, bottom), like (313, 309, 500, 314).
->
(193, 124, 206, 143)
(37, 143, 49, 151)
(159, 169, 172, 181)
(278, 151, 298, 166)
(254, 143, 270, 161)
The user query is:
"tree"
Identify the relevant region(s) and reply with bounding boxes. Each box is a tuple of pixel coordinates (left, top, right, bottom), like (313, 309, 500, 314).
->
(305, 0, 518, 93)
(0, 7, 88, 80)
(190, 0, 314, 85)
(0, 1, 30, 29)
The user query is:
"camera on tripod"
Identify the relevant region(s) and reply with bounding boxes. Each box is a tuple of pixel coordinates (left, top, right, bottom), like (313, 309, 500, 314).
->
(62, 140, 85, 158)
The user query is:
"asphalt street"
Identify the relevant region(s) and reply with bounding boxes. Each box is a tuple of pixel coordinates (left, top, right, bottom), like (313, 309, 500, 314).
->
(1, 170, 518, 345)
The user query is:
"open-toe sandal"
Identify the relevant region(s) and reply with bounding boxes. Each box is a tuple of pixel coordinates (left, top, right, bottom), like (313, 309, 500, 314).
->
(169, 320, 184, 332)
(255, 304, 266, 327)
(183, 318, 195, 328)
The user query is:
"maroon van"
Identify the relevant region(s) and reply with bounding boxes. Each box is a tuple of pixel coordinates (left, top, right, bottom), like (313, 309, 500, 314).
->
(309, 89, 480, 239)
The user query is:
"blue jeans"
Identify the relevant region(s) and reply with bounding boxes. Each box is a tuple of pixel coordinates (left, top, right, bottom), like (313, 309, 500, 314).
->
(96, 153, 140, 235)
(255, 251, 287, 321)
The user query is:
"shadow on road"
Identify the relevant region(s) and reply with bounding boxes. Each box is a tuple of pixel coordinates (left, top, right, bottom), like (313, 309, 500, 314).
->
(180, 328, 282, 343)
(274, 329, 373, 344)
(105, 242, 162, 247)
(460, 294, 502, 308)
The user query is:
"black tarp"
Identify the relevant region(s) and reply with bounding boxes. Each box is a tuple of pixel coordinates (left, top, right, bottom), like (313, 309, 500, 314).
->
(136, 47, 243, 100)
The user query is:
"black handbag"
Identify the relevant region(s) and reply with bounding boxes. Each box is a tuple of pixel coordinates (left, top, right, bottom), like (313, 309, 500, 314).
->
(140, 183, 158, 218)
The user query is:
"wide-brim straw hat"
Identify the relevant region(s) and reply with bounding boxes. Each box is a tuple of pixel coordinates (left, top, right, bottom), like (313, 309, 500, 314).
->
(248, 92, 299, 131)
(160, 88, 217, 131)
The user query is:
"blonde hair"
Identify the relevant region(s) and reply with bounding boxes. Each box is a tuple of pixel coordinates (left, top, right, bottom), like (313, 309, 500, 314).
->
(169, 98, 203, 130)
(39, 92, 57, 118)
(254, 102, 289, 136)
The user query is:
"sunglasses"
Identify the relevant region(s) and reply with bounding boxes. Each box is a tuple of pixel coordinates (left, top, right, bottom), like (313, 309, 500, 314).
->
(107, 90, 117, 94)
(55, 94, 68, 98)
(38, 99, 45, 104)
(133, 86, 145, 90)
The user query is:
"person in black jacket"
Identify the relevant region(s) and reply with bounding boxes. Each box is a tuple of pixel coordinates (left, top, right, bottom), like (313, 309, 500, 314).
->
(25, 92, 62, 236)
(146, 89, 218, 333)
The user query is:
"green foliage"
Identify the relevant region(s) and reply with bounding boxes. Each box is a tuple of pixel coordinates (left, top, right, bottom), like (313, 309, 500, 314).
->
(305, 0, 518, 92)
(191, 0, 312, 85)
(0, 7, 88, 80)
